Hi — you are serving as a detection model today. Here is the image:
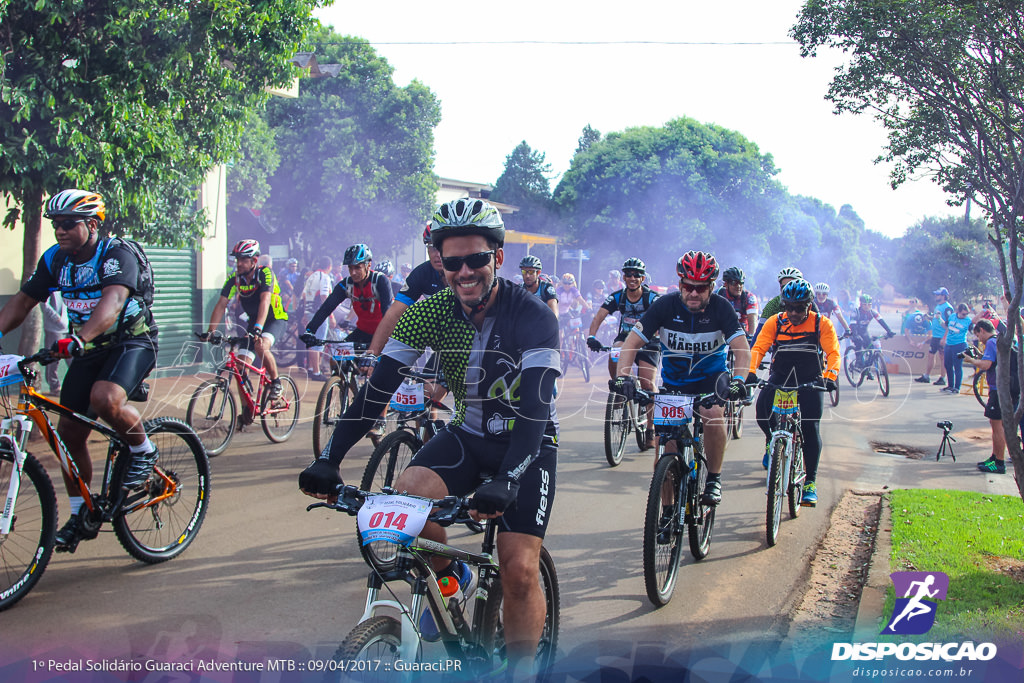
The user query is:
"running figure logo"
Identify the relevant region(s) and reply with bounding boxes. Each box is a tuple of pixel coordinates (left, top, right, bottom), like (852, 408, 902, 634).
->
(882, 571, 949, 635)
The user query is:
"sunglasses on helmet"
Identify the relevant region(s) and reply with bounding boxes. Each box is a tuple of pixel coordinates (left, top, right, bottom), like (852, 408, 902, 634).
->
(441, 250, 494, 272)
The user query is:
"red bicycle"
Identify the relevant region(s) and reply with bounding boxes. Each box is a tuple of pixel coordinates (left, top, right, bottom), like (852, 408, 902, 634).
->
(186, 332, 300, 455)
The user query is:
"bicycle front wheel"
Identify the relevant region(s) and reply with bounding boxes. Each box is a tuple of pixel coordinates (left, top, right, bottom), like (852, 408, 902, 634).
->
(973, 372, 988, 408)
(360, 429, 420, 491)
(112, 418, 210, 563)
(603, 393, 629, 467)
(313, 376, 348, 457)
(261, 375, 300, 443)
(184, 378, 236, 456)
(330, 616, 409, 683)
(0, 449, 57, 612)
(576, 337, 591, 383)
(766, 438, 786, 547)
(829, 382, 840, 407)
(843, 347, 862, 387)
(876, 355, 890, 396)
(642, 454, 684, 606)
(788, 433, 805, 519)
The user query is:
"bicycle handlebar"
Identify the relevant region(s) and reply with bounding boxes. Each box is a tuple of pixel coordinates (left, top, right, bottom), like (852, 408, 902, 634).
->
(306, 485, 476, 526)
(311, 338, 370, 351)
(756, 379, 829, 392)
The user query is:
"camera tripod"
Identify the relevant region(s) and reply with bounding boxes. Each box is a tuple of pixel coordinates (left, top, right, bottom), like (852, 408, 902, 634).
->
(936, 426, 957, 462)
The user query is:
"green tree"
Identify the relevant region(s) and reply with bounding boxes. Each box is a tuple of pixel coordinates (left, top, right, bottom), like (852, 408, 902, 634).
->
(894, 216, 1001, 304)
(228, 111, 281, 209)
(260, 31, 440, 264)
(575, 124, 601, 155)
(554, 117, 787, 275)
(1, 0, 323, 351)
(490, 141, 555, 233)
(793, 0, 1024, 497)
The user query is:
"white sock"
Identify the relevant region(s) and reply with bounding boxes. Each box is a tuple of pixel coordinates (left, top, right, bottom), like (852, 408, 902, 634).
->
(68, 496, 85, 516)
(129, 437, 155, 454)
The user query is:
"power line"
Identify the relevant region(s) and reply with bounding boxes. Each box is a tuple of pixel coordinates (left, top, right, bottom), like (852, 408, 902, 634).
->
(315, 39, 792, 47)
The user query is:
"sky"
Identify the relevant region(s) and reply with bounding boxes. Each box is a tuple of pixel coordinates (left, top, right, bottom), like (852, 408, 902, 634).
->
(314, 0, 960, 239)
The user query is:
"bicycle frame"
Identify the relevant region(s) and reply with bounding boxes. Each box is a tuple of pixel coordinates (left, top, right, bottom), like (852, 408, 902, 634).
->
(217, 346, 268, 417)
(767, 410, 800, 493)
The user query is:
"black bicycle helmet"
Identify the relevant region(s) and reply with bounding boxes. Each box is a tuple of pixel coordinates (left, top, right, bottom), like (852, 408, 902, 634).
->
(722, 266, 744, 283)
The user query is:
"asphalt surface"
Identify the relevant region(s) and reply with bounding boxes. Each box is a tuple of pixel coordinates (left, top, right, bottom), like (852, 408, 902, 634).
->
(1, 358, 1018, 680)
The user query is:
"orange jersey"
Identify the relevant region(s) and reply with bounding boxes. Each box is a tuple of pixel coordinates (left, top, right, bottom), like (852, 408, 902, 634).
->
(749, 311, 840, 383)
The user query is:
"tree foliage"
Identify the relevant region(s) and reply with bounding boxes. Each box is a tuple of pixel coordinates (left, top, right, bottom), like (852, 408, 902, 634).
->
(792, 0, 1024, 498)
(490, 141, 555, 233)
(575, 124, 601, 156)
(227, 110, 281, 210)
(894, 216, 1002, 304)
(258, 30, 441, 264)
(1, 0, 324, 245)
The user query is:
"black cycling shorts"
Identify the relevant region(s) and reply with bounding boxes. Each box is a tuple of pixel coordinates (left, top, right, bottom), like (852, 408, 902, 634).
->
(408, 426, 556, 539)
(244, 317, 286, 348)
(929, 337, 944, 354)
(60, 337, 157, 415)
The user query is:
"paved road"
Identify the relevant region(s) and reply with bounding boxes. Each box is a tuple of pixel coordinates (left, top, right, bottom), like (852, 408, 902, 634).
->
(2, 362, 1016, 679)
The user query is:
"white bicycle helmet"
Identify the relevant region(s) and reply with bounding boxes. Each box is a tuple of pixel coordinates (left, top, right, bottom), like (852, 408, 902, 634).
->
(777, 266, 803, 282)
(813, 282, 830, 295)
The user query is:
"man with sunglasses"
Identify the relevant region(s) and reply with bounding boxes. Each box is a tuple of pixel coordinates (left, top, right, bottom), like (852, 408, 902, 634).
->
(300, 198, 559, 679)
(613, 250, 750, 506)
(716, 266, 759, 341)
(754, 266, 819, 341)
(519, 254, 558, 316)
(587, 257, 661, 448)
(747, 279, 841, 506)
(0, 189, 159, 552)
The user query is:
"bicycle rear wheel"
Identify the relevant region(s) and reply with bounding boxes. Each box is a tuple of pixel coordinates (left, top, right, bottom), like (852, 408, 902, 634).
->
(766, 438, 786, 547)
(788, 433, 805, 519)
(112, 418, 210, 563)
(312, 376, 348, 457)
(876, 354, 890, 396)
(0, 449, 57, 612)
(184, 378, 236, 456)
(642, 454, 684, 606)
(688, 447, 715, 560)
(261, 375, 300, 443)
(603, 393, 629, 467)
(483, 545, 560, 676)
(330, 616, 408, 683)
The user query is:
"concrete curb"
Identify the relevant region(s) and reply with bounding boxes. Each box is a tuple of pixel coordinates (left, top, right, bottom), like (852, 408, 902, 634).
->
(853, 491, 892, 639)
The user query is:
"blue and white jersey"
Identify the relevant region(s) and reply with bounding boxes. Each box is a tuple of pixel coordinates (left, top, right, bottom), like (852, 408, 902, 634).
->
(633, 292, 743, 387)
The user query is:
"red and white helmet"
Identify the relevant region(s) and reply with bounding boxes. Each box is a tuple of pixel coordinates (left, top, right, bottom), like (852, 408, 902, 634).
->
(676, 250, 719, 283)
(231, 239, 260, 258)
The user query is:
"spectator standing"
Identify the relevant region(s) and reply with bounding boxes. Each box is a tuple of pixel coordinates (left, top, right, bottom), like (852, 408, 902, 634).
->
(915, 287, 954, 385)
(41, 291, 69, 393)
(301, 256, 334, 380)
(965, 319, 1018, 474)
(941, 303, 972, 394)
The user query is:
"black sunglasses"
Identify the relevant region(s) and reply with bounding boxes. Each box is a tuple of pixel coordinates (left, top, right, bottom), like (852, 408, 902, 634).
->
(441, 250, 494, 272)
(784, 303, 809, 312)
(623, 270, 644, 278)
(680, 282, 711, 293)
(52, 218, 84, 231)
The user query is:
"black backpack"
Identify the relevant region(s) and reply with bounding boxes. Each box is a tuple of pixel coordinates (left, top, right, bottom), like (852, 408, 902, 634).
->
(105, 236, 155, 307)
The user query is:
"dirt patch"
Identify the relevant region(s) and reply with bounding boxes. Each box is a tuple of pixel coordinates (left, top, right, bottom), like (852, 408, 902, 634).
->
(982, 554, 1024, 583)
(870, 441, 927, 459)
(788, 490, 883, 650)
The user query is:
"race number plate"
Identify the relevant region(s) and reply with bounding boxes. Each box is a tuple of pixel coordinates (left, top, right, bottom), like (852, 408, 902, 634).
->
(772, 389, 799, 414)
(357, 495, 431, 547)
(390, 380, 425, 412)
(0, 355, 24, 389)
(652, 393, 695, 426)
(330, 342, 356, 362)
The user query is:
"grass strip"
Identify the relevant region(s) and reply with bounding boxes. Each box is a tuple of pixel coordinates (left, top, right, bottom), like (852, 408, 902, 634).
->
(887, 488, 1024, 641)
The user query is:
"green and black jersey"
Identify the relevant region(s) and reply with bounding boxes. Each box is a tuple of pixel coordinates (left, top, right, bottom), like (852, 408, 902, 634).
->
(383, 279, 561, 442)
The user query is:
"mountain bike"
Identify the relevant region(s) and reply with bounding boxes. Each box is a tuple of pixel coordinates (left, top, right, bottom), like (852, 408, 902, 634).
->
(560, 315, 590, 382)
(595, 346, 645, 466)
(624, 385, 718, 607)
(310, 338, 375, 458)
(0, 351, 209, 611)
(309, 485, 559, 681)
(843, 334, 890, 396)
(757, 379, 827, 547)
(724, 348, 750, 440)
(186, 333, 300, 456)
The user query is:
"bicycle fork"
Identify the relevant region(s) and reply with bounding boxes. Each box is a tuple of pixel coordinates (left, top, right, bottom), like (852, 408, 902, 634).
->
(0, 416, 33, 535)
(766, 431, 792, 495)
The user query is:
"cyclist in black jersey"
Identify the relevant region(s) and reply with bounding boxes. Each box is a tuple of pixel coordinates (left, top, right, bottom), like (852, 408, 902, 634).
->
(519, 255, 559, 316)
(812, 282, 852, 338)
(849, 293, 895, 373)
(716, 266, 759, 339)
(614, 251, 751, 506)
(300, 199, 559, 678)
(0, 189, 160, 551)
(203, 239, 288, 400)
(587, 257, 660, 447)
